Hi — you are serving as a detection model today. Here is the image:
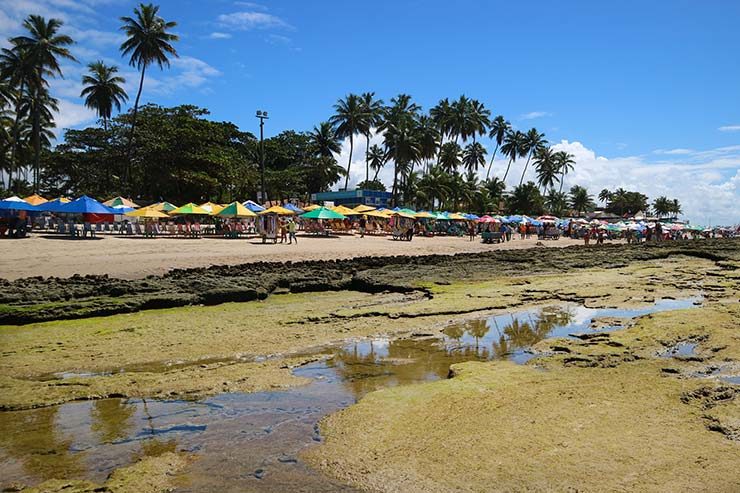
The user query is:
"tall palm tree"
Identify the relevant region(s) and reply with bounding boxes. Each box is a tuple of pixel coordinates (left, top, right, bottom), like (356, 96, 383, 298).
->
(569, 185, 594, 217)
(533, 147, 558, 192)
(670, 199, 682, 219)
(415, 114, 440, 173)
(462, 142, 486, 174)
(519, 128, 547, 186)
(500, 129, 525, 182)
(468, 99, 490, 143)
(544, 189, 568, 216)
(11, 15, 76, 191)
(652, 196, 670, 217)
(378, 94, 421, 204)
(449, 95, 474, 143)
(485, 115, 510, 179)
(310, 121, 341, 158)
(610, 187, 628, 215)
(598, 188, 611, 205)
(329, 93, 363, 190)
(438, 141, 462, 173)
(120, 2, 179, 184)
(368, 144, 387, 181)
(553, 151, 575, 192)
(359, 92, 384, 183)
(430, 97, 452, 164)
(80, 61, 128, 131)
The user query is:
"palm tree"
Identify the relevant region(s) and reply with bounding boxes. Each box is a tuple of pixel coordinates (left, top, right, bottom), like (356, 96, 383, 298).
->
(610, 187, 628, 215)
(438, 141, 462, 173)
(553, 151, 575, 193)
(533, 147, 558, 192)
(415, 114, 440, 173)
(544, 189, 568, 216)
(468, 99, 490, 143)
(368, 144, 387, 181)
(569, 185, 594, 216)
(11, 15, 76, 190)
(120, 2, 179, 184)
(485, 115, 510, 179)
(500, 130, 525, 182)
(329, 93, 364, 190)
(598, 188, 611, 205)
(310, 121, 341, 158)
(378, 94, 421, 204)
(670, 199, 682, 219)
(652, 196, 670, 217)
(359, 92, 384, 183)
(430, 97, 452, 164)
(507, 182, 544, 216)
(519, 128, 547, 186)
(462, 142, 486, 174)
(80, 61, 128, 130)
(483, 177, 506, 211)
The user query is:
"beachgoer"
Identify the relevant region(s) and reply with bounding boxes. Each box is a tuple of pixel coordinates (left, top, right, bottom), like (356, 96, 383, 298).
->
(468, 222, 476, 241)
(359, 215, 367, 238)
(288, 218, 297, 244)
(584, 228, 591, 246)
(279, 219, 288, 243)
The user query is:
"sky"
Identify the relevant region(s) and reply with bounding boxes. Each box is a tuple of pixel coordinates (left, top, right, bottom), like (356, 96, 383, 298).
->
(1, 0, 739, 225)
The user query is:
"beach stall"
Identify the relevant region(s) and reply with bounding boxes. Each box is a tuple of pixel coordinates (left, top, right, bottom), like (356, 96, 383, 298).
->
(0, 199, 39, 237)
(216, 201, 257, 237)
(200, 202, 224, 215)
(300, 206, 346, 235)
(54, 195, 114, 238)
(125, 207, 170, 237)
(257, 205, 294, 243)
(169, 203, 210, 237)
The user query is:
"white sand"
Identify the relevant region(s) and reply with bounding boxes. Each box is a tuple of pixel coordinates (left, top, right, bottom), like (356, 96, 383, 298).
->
(0, 233, 592, 280)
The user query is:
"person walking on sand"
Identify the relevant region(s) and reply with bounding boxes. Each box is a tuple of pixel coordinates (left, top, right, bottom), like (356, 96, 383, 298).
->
(279, 219, 288, 244)
(359, 215, 367, 238)
(288, 218, 297, 244)
(468, 222, 476, 241)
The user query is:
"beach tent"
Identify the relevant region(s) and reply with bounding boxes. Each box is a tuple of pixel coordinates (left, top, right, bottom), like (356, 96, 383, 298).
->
(217, 201, 257, 218)
(169, 203, 209, 215)
(107, 205, 135, 214)
(414, 211, 436, 219)
(23, 194, 47, 205)
(104, 196, 139, 208)
(447, 213, 467, 220)
(125, 207, 169, 219)
(331, 205, 358, 216)
(243, 200, 266, 213)
(37, 198, 69, 213)
(463, 213, 480, 220)
(258, 205, 294, 215)
(58, 195, 112, 214)
(4, 195, 25, 202)
(537, 215, 559, 222)
(301, 206, 346, 220)
(283, 203, 305, 214)
(0, 199, 39, 212)
(353, 204, 376, 213)
(200, 202, 224, 214)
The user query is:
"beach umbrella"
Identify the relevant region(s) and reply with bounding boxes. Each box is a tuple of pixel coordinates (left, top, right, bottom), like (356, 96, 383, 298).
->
(217, 201, 257, 218)
(331, 205, 358, 216)
(392, 211, 416, 219)
(414, 211, 436, 219)
(301, 206, 346, 220)
(125, 207, 169, 219)
(200, 202, 224, 214)
(169, 203, 209, 215)
(56, 195, 112, 214)
(283, 203, 305, 214)
(396, 208, 417, 215)
(23, 194, 47, 205)
(151, 201, 177, 212)
(353, 204, 376, 213)
(302, 204, 321, 211)
(37, 198, 68, 213)
(104, 196, 139, 208)
(537, 215, 559, 222)
(447, 212, 467, 220)
(0, 199, 39, 212)
(107, 205, 135, 214)
(4, 195, 25, 202)
(478, 215, 498, 224)
(464, 213, 480, 220)
(364, 210, 391, 219)
(243, 200, 266, 212)
(258, 205, 295, 215)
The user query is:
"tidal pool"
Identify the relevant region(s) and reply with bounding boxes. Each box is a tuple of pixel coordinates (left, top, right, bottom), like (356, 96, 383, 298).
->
(0, 297, 701, 492)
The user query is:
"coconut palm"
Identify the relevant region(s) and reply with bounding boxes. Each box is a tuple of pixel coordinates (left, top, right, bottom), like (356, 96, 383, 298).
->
(533, 147, 558, 192)
(519, 128, 547, 186)
(120, 2, 179, 180)
(80, 61, 128, 131)
(430, 97, 452, 163)
(652, 196, 670, 217)
(438, 141, 462, 174)
(329, 93, 365, 190)
(359, 92, 384, 182)
(310, 121, 341, 158)
(368, 144, 387, 181)
(544, 189, 568, 216)
(485, 115, 510, 179)
(468, 99, 490, 143)
(670, 199, 682, 219)
(378, 94, 421, 204)
(598, 188, 611, 205)
(415, 114, 440, 173)
(11, 15, 76, 190)
(500, 130, 525, 182)
(553, 151, 575, 193)
(462, 142, 487, 174)
(569, 185, 594, 216)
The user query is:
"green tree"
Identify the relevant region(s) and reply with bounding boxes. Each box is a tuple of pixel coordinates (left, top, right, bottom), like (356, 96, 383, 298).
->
(430, 97, 452, 165)
(519, 128, 547, 186)
(310, 121, 341, 158)
(80, 61, 128, 131)
(598, 188, 611, 205)
(462, 142, 486, 174)
(329, 93, 364, 190)
(544, 189, 568, 216)
(438, 141, 462, 173)
(368, 144, 387, 181)
(485, 115, 510, 179)
(554, 151, 575, 193)
(507, 181, 544, 216)
(569, 185, 595, 216)
(378, 94, 421, 204)
(533, 147, 558, 192)
(359, 92, 384, 182)
(500, 129, 525, 182)
(120, 2, 179, 184)
(652, 196, 670, 217)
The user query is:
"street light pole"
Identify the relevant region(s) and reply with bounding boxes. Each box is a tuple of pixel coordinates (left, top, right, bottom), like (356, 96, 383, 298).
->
(256, 110, 269, 203)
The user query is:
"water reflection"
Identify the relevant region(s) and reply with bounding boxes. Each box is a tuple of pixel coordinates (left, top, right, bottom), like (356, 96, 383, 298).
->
(91, 398, 136, 443)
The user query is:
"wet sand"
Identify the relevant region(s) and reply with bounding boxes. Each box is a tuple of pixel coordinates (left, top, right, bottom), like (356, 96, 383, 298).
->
(0, 233, 588, 280)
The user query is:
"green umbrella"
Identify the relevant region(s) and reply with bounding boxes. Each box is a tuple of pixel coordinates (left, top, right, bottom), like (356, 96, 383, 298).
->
(301, 206, 346, 220)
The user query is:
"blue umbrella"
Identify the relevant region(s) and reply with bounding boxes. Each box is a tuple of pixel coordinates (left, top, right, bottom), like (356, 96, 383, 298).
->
(106, 205, 135, 214)
(243, 200, 265, 212)
(36, 198, 69, 213)
(58, 195, 112, 214)
(0, 200, 39, 212)
(283, 203, 304, 214)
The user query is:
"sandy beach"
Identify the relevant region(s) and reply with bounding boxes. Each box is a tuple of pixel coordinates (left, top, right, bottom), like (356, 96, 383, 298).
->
(0, 233, 591, 280)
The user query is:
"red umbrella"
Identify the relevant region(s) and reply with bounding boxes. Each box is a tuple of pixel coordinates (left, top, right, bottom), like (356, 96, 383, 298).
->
(478, 215, 498, 223)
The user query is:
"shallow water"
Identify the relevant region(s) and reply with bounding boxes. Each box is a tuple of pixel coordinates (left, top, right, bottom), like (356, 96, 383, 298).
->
(0, 297, 700, 491)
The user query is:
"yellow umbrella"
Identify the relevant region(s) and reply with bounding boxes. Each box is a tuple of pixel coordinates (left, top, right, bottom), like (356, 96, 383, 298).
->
(169, 203, 209, 215)
(56, 197, 71, 203)
(353, 204, 376, 213)
(24, 194, 48, 205)
(200, 201, 225, 214)
(125, 207, 169, 219)
(392, 211, 417, 219)
(302, 204, 321, 211)
(414, 211, 436, 219)
(216, 201, 257, 218)
(258, 205, 295, 215)
(331, 205, 358, 215)
(364, 210, 391, 219)
(447, 213, 466, 220)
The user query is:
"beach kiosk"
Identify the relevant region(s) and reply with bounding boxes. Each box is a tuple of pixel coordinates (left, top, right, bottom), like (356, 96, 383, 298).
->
(257, 205, 294, 243)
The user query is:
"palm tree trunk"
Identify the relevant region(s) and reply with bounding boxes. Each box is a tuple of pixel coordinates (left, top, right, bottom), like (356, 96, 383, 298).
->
(8, 80, 25, 193)
(485, 144, 499, 180)
(32, 88, 40, 193)
(365, 133, 370, 183)
(344, 133, 353, 190)
(502, 157, 514, 182)
(519, 152, 533, 186)
(125, 64, 147, 189)
(391, 159, 398, 206)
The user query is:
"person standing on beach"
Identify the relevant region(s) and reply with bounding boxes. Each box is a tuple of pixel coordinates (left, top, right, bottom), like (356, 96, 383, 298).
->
(288, 218, 297, 244)
(359, 215, 367, 238)
(279, 219, 288, 244)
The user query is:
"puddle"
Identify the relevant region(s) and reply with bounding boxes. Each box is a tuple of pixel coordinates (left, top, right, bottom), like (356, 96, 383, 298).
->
(721, 376, 740, 385)
(0, 297, 700, 491)
(659, 341, 699, 359)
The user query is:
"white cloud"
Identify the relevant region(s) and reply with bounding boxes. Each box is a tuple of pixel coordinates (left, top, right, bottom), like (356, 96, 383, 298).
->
(208, 32, 233, 39)
(217, 11, 291, 30)
(520, 111, 552, 120)
(54, 98, 97, 133)
(718, 125, 740, 132)
(233, 1, 268, 10)
(654, 148, 693, 155)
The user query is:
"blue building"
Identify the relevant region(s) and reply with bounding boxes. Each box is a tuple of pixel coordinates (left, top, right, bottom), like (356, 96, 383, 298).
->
(310, 189, 392, 208)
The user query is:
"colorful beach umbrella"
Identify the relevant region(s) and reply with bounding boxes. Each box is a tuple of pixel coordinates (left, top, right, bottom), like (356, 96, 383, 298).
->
(23, 194, 47, 205)
(217, 201, 257, 218)
(0, 200, 39, 212)
(414, 211, 436, 219)
(283, 203, 305, 214)
(125, 207, 169, 219)
(364, 210, 391, 219)
(150, 201, 177, 212)
(353, 204, 376, 213)
(169, 203, 209, 215)
(58, 195, 112, 214)
(331, 205, 358, 216)
(243, 200, 266, 212)
(301, 206, 346, 220)
(302, 204, 321, 211)
(259, 205, 295, 215)
(104, 196, 139, 208)
(4, 195, 25, 202)
(200, 201, 224, 214)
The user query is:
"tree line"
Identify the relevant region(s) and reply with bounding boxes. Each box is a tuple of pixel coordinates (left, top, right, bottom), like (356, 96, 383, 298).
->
(0, 4, 682, 218)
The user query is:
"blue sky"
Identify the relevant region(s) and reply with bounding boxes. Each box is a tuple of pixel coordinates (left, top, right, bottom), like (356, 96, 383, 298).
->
(1, 0, 739, 224)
